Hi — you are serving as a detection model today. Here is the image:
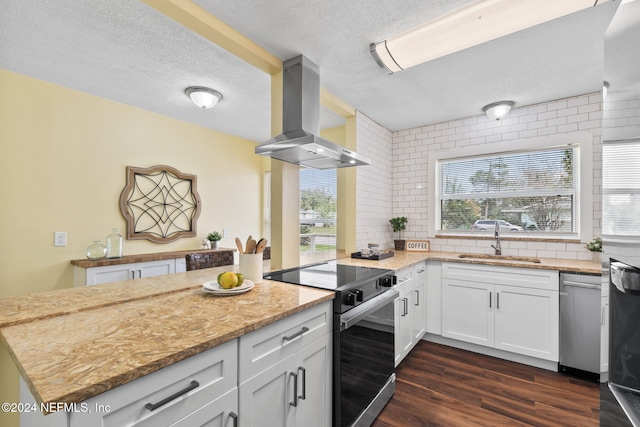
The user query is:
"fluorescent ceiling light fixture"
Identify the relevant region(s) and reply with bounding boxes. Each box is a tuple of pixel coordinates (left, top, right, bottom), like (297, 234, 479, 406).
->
(371, 0, 611, 73)
(185, 86, 222, 109)
(483, 101, 514, 120)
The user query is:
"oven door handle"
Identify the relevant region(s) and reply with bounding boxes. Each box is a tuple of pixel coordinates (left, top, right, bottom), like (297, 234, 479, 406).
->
(340, 289, 399, 331)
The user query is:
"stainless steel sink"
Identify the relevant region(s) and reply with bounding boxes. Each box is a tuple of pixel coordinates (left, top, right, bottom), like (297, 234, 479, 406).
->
(457, 253, 542, 264)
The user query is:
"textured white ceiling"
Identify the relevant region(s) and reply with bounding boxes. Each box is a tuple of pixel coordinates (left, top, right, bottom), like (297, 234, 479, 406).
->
(0, 0, 271, 142)
(0, 0, 623, 143)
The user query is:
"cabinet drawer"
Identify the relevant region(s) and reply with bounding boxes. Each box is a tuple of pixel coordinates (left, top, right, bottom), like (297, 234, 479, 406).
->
(239, 301, 331, 383)
(442, 262, 558, 291)
(395, 265, 414, 285)
(414, 262, 426, 276)
(71, 339, 237, 427)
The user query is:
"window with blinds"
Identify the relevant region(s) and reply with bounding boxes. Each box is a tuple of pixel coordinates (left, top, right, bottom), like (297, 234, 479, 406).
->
(438, 146, 577, 233)
(603, 140, 640, 237)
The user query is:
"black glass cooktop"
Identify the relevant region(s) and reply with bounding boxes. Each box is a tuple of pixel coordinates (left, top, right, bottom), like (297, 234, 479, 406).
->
(264, 260, 392, 291)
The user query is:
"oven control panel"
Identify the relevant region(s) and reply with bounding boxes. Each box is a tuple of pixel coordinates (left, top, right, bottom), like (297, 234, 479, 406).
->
(341, 275, 396, 308)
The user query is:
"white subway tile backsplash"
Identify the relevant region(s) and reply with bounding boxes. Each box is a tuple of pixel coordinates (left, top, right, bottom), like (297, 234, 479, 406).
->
(568, 96, 590, 107)
(558, 123, 579, 133)
(385, 92, 602, 259)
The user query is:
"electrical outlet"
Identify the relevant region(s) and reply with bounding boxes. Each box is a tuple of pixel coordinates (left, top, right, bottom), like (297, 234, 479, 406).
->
(222, 228, 228, 238)
(54, 232, 67, 247)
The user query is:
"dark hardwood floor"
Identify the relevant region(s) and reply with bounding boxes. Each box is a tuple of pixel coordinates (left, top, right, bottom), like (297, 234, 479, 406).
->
(373, 341, 599, 427)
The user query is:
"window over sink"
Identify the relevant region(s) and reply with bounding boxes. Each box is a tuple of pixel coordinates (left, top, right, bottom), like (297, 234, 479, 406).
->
(428, 133, 593, 239)
(439, 146, 577, 233)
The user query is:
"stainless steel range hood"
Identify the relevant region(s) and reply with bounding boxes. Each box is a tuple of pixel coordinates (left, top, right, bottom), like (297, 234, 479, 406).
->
(255, 55, 371, 169)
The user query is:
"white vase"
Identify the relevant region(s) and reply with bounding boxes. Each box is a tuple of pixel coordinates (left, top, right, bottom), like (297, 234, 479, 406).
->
(592, 252, 601, 264)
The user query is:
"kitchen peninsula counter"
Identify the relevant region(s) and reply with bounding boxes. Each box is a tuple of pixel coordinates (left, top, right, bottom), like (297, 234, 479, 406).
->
(0, 267, 333, 409)
(336, 250, 602, 275)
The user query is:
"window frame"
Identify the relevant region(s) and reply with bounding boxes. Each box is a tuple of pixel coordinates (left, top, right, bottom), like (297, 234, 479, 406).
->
(602, 138, 640, 240)
(428, 132, 593, 240)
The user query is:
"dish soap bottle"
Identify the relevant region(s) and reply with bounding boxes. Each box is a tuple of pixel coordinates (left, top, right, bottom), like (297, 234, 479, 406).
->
(106, 228, 123, 258)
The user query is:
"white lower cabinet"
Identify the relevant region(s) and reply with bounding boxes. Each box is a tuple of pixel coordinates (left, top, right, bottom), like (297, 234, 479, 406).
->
(74, 258, 177, 286)
(412, 263, 427, 343)
(238, 335, 331, 427)
(493, 284, 558, 359)
(238, 301, 332, 427)
(441, 262, 559, 362)
(442, 279, 493, 347)
(169, 388, 238, 427)
(394, 263, 427, 366)
(425, 261, 442, 335)
(394, 280, 413, 366)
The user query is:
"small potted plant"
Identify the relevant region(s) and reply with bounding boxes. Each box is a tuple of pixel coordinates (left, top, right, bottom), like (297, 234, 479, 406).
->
(586, 237, 602, 264)
(207, 231, 222, 250)
(389, 216, 408, 250)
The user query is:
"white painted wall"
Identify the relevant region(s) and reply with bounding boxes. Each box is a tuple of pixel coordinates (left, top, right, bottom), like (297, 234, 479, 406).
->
(355, 111, 394, 250)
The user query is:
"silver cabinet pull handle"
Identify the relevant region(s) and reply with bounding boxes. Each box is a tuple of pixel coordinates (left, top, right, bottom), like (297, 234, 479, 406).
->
(283, 326, 309, 341)
(497, 292, 500, 309)
(230, 411, 238, 427)
(137, 269, 142, 279)
(145, 380, 199, 411)
(298, 366, 306, 400)
(414, 289, 420, 306)
(400, 298, 407, 316)
(290, 372, 299, 407)
(489, 291, 492, 308)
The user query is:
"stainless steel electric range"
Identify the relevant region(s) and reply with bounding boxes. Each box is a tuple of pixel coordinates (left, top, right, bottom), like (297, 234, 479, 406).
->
(264, 260, 398, 427)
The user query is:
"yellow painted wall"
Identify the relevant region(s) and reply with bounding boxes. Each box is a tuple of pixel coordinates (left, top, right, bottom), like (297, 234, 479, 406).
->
(0, 69, 263, 426)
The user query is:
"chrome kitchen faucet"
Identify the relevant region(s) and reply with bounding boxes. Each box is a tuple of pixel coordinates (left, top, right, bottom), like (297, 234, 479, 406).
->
(491, 221, 502, 256)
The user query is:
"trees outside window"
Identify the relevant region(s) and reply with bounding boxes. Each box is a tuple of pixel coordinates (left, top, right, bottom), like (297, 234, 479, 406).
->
(439, 147, 577, 233)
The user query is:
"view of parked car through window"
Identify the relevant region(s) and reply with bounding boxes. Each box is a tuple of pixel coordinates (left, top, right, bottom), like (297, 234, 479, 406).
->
(471, 220, 523, 232)
(439, 146, 577, 233)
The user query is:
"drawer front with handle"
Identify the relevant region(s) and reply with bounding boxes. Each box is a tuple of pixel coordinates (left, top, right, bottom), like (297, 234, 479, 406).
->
(239, 301, 331, 383)
(70, 339, 237, 427)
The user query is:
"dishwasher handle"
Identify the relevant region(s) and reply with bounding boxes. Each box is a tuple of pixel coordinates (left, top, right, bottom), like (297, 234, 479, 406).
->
(562, 280, 601, 290)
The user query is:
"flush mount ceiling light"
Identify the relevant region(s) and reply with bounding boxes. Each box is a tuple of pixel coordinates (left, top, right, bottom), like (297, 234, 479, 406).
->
(483, 101, 515, 121)
(185, 86, 222, 109)
(370, 0, 611, 73)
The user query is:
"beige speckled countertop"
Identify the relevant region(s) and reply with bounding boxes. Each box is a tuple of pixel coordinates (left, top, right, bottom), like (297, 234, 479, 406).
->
(0, 266, 333, 409)
(336, 250, 603, 275)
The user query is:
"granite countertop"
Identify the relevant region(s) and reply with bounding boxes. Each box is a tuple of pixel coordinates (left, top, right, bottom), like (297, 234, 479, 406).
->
(0, 268, 333, 410)
(336, 250, 603, 274)
(70, 247, 237, 268)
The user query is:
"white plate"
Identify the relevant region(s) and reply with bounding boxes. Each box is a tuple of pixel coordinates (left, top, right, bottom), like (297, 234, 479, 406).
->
(202, 279, 254, 295)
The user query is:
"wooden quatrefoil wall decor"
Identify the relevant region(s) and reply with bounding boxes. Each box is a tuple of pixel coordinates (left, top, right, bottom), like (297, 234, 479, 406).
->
(119, 165, 202, 243)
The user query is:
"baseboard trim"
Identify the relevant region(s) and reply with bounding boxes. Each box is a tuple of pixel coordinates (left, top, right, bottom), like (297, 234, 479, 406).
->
(423, 334, 558, 371)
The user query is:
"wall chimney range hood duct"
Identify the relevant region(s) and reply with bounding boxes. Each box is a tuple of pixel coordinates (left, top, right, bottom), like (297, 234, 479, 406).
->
(255, 55, 371, 169)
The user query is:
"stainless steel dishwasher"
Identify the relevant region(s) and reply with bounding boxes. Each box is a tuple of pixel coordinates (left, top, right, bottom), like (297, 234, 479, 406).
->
(559, 272, 602, 381)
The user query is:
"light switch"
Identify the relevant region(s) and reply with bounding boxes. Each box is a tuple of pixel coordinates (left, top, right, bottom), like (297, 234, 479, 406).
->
(54, 232, 67, 247)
